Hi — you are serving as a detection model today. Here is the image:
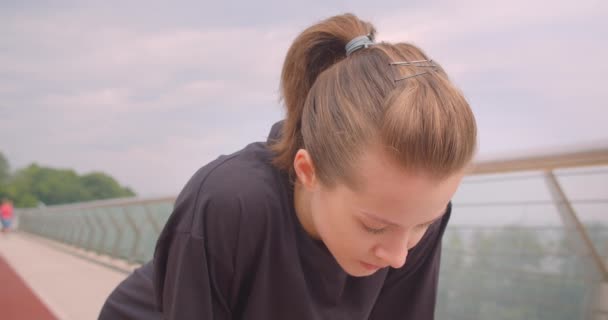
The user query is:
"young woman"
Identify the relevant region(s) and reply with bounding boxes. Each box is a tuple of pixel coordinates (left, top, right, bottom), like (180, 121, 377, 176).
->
(100, 13, 477, 320)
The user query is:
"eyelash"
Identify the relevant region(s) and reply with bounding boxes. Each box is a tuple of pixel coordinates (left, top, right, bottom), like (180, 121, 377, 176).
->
(362, 224, 387, 234)
(418, 221, 434, 230)
(362, 221, 434, 235)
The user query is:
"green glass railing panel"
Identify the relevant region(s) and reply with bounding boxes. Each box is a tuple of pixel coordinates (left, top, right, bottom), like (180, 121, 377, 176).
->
(147, 202, 173, 228)
(436, 168, 604, 320)
(73, 211, 89, 248)
(103, 207, 126, 257)
(116, 205, 139, 261)
(67, 211, 84, 246)
(134, 202, 173, 263)
(93, 207, 114, 256)
(84, 209, 103, 252)
(133, 217, 157, 263)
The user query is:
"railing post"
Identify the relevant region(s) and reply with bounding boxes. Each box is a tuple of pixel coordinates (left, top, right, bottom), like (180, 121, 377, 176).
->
(544, 170, 608, 279)
(92, 209, 106, 254)
(107, 209, 124, 259)
(74, 213, 86, 248)
(123, 206, 141, 264)
(544, 170, 608, 320)
(143, 204, 162, 234)
(83, 211, 96, 251)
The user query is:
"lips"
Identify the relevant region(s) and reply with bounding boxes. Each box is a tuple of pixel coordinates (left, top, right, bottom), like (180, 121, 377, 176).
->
(360, 261, 382, 271)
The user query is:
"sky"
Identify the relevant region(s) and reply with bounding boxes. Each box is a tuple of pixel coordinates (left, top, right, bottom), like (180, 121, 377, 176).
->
(1, 0, 607, 196)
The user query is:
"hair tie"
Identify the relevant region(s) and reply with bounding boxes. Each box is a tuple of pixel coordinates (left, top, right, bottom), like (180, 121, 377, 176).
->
(345, 35, 373, 56)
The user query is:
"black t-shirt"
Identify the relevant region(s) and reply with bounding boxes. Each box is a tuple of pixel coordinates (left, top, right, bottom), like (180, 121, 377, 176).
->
(99, 121, 451, 320)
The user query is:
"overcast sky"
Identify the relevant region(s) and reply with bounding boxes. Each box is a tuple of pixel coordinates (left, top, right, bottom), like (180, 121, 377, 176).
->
(1, 0, 607, 196)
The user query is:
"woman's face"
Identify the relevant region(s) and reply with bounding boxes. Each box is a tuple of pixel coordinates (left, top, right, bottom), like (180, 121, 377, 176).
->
(297, 147, 464, 277)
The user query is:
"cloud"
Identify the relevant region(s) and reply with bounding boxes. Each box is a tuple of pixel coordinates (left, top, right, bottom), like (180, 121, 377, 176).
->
(375, 1, 608, 159)
(1, 1, 607, 196)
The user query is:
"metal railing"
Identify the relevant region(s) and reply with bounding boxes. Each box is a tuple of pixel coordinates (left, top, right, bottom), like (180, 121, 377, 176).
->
(434, 148, 608, 320)
(17, 196, 175, 265)
(15, 148, 608, 320)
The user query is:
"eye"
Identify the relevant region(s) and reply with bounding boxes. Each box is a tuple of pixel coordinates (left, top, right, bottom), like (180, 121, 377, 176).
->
(416, 221, 434, 230)
(362, 224, 388, 234)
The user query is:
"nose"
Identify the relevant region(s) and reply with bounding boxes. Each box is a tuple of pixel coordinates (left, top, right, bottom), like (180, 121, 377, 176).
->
(374, 239, 409, 269)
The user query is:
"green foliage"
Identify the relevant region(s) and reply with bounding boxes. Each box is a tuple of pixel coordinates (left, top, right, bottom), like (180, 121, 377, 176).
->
(0, 151, 136, 207)
(80, 172, 135, 200)
(0, 151, 9, 184)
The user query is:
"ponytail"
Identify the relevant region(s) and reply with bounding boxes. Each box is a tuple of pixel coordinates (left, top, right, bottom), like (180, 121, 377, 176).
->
(271, 14, 375, 174)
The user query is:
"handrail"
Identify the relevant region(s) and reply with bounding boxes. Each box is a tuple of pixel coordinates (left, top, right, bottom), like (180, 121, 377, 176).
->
(472, 148, 608, 175)
(18, 195, 177, 213)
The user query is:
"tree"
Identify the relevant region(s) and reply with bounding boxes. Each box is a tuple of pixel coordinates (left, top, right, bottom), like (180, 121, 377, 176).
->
(0, 151, 10, 186)
(5, 163, 136, 207)
(80, 172, 135, 199)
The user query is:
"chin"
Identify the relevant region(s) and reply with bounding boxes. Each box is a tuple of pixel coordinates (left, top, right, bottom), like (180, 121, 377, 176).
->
(339, 260, 381, 277)
(348, 269, 378, 277)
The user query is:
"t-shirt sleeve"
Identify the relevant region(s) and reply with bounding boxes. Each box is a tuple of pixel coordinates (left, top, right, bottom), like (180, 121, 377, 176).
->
(368, 203, 452, 320)
(153, 162, 246, 320)
(154, 232, 233, 319)
(98, 261, 161, 320)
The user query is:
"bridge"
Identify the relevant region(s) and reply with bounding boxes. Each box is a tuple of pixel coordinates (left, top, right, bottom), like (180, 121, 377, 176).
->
(1, 149, 607, 320)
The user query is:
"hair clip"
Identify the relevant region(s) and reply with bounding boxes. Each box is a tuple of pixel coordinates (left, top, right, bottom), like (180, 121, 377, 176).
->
(390, 59, 436, 67)
(390, 59, 437, 82)
(394, 71, 430, 81)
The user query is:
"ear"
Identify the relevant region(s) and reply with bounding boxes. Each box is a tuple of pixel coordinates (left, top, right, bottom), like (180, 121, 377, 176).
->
(293, 149, 317, 190)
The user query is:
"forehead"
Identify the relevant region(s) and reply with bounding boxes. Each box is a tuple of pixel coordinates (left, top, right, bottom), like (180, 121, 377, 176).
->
(345, 146, 463, 221)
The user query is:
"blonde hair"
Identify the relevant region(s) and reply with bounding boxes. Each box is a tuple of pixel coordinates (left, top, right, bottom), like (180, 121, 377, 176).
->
(271, 13, 477, 187)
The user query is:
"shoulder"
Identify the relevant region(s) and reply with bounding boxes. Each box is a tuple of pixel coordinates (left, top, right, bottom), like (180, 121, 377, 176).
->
(160, 141, 289, 244)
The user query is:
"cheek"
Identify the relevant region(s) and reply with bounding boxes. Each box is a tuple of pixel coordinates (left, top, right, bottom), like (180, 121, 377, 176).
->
(312, 194, 348, 238)
(312, 193, 365, 253)
(407, 229, 429, 249)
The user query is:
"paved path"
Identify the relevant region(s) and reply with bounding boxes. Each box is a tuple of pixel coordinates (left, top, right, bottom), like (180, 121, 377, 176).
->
(0, 253, 57, 319)
(0, 232, 129, 320)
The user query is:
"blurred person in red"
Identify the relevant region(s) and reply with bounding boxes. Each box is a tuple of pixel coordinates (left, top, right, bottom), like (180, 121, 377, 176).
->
(1, 198, 14, 233)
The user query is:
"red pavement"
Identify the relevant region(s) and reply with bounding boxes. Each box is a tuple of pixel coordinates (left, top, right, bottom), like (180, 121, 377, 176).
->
(0, 254, 57, 320)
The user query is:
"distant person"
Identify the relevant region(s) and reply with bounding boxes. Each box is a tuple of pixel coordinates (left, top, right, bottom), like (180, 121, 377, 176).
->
(1, 198, 14, 233)
(100, 13, 477, 320)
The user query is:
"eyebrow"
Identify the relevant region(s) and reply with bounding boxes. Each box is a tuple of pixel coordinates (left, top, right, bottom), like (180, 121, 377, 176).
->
(361, 207, 446, 228)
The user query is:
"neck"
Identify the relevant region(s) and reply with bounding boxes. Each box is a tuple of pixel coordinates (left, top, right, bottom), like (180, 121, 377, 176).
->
(294, 181, 320, 239)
